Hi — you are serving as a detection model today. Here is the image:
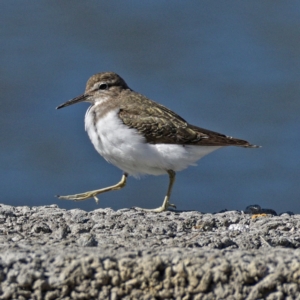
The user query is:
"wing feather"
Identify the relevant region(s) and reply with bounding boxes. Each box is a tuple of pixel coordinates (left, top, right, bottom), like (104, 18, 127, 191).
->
(117, 91, 257, 147)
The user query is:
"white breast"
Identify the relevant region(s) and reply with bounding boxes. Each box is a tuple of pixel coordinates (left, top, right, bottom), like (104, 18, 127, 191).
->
(85, 107, 221, 177)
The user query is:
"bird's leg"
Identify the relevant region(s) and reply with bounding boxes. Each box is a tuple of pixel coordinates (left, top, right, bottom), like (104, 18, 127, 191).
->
(135, 170, 177, 213)
(57, 173, 128, 204)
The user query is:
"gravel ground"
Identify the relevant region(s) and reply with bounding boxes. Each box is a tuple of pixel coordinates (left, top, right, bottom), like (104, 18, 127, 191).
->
(0, 204, 300, 299)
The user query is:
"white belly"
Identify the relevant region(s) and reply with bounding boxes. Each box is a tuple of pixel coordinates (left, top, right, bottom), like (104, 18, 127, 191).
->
(85, 107, 221, 177)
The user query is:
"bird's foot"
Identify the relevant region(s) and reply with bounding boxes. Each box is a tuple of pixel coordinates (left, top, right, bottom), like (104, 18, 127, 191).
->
(56, 192, 100, 203)
(134, 196, 176, 213)
(56, 174, 128, 204)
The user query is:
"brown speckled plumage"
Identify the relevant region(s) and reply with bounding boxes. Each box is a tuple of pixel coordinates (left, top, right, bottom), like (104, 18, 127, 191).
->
(83, 72, 257, 147)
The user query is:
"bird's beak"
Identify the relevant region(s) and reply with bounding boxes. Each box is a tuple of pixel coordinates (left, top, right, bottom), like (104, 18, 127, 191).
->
(56, 94, 89, 109)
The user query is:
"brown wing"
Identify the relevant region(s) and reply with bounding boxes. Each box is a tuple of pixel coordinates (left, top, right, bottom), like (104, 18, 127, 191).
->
(118, 91, 207, 144)
(186, 124, 257, 147)
(118, 91, 258, 147)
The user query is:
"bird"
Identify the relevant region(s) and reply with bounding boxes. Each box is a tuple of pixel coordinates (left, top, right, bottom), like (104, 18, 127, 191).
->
(56, 72, 259, 212)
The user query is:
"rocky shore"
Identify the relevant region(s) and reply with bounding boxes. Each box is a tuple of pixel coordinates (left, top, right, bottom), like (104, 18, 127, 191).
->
(0, 204, 299, 299)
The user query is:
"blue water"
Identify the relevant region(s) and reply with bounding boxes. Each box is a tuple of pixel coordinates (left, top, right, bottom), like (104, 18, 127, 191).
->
(1, 1, 299, 214)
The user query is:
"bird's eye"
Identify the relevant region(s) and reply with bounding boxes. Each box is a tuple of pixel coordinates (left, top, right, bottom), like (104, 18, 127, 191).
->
(99, 83, 108, 90)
